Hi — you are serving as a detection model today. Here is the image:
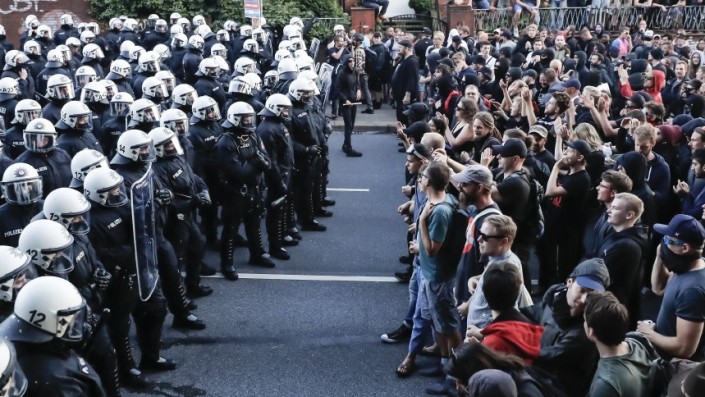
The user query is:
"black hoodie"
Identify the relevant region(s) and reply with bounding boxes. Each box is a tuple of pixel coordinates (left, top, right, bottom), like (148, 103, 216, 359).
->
(613, 151, 656, 226)
(574, 51, 590, 88)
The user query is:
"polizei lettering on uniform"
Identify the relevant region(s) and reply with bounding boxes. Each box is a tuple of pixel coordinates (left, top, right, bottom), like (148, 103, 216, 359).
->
(107, 218, 122, 229)
(3, 229, 21, 237)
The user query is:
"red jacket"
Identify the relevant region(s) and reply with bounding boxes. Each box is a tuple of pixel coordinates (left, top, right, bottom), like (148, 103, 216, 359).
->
(619, 69, 665, 104)
(481, 310, 544, 364)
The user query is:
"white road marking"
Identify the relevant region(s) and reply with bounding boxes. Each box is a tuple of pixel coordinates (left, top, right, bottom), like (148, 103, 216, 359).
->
(326, 188, 370, 192)
(203, 273, 397, 282)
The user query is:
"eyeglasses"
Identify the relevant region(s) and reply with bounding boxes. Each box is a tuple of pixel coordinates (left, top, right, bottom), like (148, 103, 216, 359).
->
(478, 232, 506, 241)
(663, 235, 686, 246)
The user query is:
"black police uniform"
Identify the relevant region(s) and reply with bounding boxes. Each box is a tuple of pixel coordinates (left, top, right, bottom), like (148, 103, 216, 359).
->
(2, 68, 35, 101)
(14, 147, 72, 197)
(26, 54, 46, 81)
(188, 116, 223, 245)
(168, 46, 187, 82)
(194, 75, 227, 111)
(80, 57, 105, 79)
(41, 99, 66, 124)
(224, 93, 264, 115)
(117, 28, 139, 46)
(0, 97, 18, 128)
(54, 25, 80, 46)
(105, 73, 134, 96)
(104, 28, 121, 60)
(309, 95, 335, 212)
(182, 45, 203, 86)
(102, 115, 127, 157)
(142, 31, 169, 51)
(36, 65, 72, 102)
(3, 123, 28, 159)
(132, 70, 156, 100)
(0, 200, 43, 246)
(55, 126, 103, 158)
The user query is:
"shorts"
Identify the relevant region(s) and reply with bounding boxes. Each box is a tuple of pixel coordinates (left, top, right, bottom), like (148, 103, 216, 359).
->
(420, 274, 461, 335)
(514, 1, 536, 13)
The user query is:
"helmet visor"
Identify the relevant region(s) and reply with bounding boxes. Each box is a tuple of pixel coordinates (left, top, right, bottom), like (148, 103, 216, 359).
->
(140, 106, 160, 122)
(1, 178, 42, 204)
(202, 105, 221, 121)
(178, 91, 197, 106)
(75, 158, 109, 182)
(1, 363, 28, 397)
(134, 141, 157, 162)
(161, 78, 175, 93)
(110, 102, 130, 117)
(76, 75, 96, 87)
(160, 136, 184, 157)
(52, 83, 75, 100)
(63, 210, 90, 235)
(56, 305, 87, 341)
(98, 182, 129, 207)
(0, 262, 37, 303)
(166, 119, 189, 135)
(24, 133, 55, 152)
(38, 244, 74, 275)
(17, 109, 41, 124)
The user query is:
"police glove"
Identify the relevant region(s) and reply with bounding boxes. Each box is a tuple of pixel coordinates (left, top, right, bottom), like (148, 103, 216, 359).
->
(306, 145, 321, 156)
(156, 188, 173, 205)
(251, 154, 269, 171)
(197, 190, 212, 206)
(93, 268, 112, 291)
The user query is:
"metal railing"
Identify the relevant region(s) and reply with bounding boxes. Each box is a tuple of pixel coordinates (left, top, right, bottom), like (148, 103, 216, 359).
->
(461, 5, 705, 33)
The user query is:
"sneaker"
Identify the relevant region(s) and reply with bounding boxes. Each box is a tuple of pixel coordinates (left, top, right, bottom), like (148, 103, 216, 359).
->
(344, 148, 363, 157)
(395, 270, 412, 283)
(361, 108, 374, 114)
(381, 323, 411, 343)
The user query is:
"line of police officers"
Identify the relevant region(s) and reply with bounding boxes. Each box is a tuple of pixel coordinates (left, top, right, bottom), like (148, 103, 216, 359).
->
(0, 12, 336, 396)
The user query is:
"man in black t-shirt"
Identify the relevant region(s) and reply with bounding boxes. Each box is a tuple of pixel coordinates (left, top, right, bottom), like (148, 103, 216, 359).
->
(538, 139, 592, 292)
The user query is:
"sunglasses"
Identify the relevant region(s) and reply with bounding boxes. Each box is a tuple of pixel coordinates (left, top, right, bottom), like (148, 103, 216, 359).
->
(478, 232, 506, 241)
(663, 235, 686, 246)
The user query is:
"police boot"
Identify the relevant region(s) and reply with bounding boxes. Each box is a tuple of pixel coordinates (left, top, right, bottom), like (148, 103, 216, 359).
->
(300, 199, 327, 231)
(219, 238, 239, 281)
(285, 202, 303, 241)
(246, 219, 275, 268)
(115, 336, 149, 389)
(172, 313, 207, 330)
(268, 211, 290, 260)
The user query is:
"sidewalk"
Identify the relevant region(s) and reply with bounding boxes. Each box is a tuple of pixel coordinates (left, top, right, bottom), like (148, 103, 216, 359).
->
(329, 105, 397, 133)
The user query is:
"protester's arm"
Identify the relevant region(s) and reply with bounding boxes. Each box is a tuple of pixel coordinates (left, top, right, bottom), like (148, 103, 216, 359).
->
(650, 243, 671, 296)
(418, 203, 445, 257)
(546, 158, 569, 197)
(522, 87, 537, 126)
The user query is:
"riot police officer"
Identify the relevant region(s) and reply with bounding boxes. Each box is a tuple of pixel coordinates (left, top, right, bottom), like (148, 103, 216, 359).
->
(101, 92, 132, 156)
(42, 74, 75, 124)
(0, 77, 19, 128)
(0, 163, 43, 247)
(225, 76, 264, 115)
(273, 58, 298, 95)
(79, 82, 111, 147)
(105, 59, 134, 96)
(0, 276, 106, 396)
(3, 99, 41, 159)
(2, 50, 35, 101)
(55, 101, 103, 157)
(183, 36, 204, 85)
(194, 58, 227, 111)
(69, 148, 109, 191)
(15, 118, 72, 196)
(171, 84, 197, 116)
(150, 127, 215, 296)
(0, 244, 37, 323)
(36, 48, 72, 98)
(127, 98, 160, 132)
(142, 76, 169, 111)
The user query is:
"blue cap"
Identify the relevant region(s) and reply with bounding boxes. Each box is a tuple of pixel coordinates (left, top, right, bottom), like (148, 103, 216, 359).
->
(570, 258, 610, 292)
(654, 214, 705, 246)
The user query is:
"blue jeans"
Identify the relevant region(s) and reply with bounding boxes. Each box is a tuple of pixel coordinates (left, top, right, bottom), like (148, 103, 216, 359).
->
(408, 266, 432, 355)
(362, 0, 389, 16)
(475, 0, 490, 9)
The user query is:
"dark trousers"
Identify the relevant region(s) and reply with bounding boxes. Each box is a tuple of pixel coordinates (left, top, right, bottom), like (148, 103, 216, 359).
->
(341, 102, 357, 148)
(156, 233, 191, 318)
(537, 236, 581, 290)
(221, 192, 266, 263)
(165, 212, 206, 289)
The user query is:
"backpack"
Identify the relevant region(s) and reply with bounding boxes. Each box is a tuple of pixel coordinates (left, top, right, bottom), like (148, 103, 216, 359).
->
(436, 200, 470, 273)
(509, 171, 545, 240)
(364, 48, 378, 75)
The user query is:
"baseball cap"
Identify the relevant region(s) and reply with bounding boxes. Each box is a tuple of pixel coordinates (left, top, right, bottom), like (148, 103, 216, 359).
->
(654, 214, 705, 246)
(528, 125, 548, 138)
(398, 39, 413, 48)
(406, 143, 432, 160)
(450, 165, 495, 187)
(479, 66, 493, 79)
(422, 27, 432, 36)
(507, 67, 523, 81)
(565, 139, 591, 158)
(643, 29, 654, 39)
(562, 79, 581, 89)
(452, 35, 462, 44)
(403, 102, 429, 117)
(491, 138, 527, 158)
(470, 55, 486, 66)
(523, 69, 538, 80)
(501, 29, 513, 39)
(628, 92, 646, 108)
(569, 258, 611, 292)
(668, 361, 705, 397)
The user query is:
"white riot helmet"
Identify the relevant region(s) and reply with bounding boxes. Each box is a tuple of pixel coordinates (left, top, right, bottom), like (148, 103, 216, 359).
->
(170, 12, 182, 25)
(277, 58, 299, 80)
(147, 14, 159, 26)
(45, 49, 64, 68)
(11, 99, 41, 125)
(46, 75, 74, 100)
(18, 221, 74, 275)
(155, 19, 168, 34)
(294, 49, 308, 59)
(3, 51, 28, 71)
(23, 118, 57, 153)
(82, 43, 104, 60)
(149, 127, 184, 158)
(56, 44, 72, 63)
(295, 56, 314, 72)
(283, 25, 302, 41)
(242, 73, 262, 91)
(57, 101, 92, 130)
(87, 22, 100, 35)
(177, 17, 191, 33)
(188, 35, 204, 51)
(240, 25, 253, 37)
(171, 33, 187, 49)
(1, 163, 42, 204)
(119, 40, 135, 58)
(74, 66, 97, 87)
(160, 108, 189, 136)
(138, 51, 160, 72)
(109, 18, 122, 30)
(110, 92, 133, 117)
(79, 82, 108, 105)
(83, 168, 128, 207)
(299, 69, 322, 94)
(197, 57, 220, 78)
(243, 39, 260, 54)
(264, 70, 278, 89)
(60, 14, 74, 26)
(1, 276, 87, 343)
(252, 28, 267, 43)
(170, 24, 183, 37)
(288, 77, 314, 103)
(43, 188, 91, 235)
(128, 46, 145, 63)
(80, 30, 96, 45)
(274, 49, 292, 63)
(101, 79, 118, 101)
(289, 37, 306, 52)
(290, 17, 304, 28)
(172, 84, 197, 107)
(114, 129, 156, 163)
(153, 44, 170, 61)
(195, 25, 212, 38)
(211, 43, 227, 58)
(234, 57, 258, 75)
(0, 24, 4, 36)
(142, 76, 168, 102)
(124, 18, 139, 32)
(191, 96, 221, 121)
(224, 101, 256, 131)
(70, 149, 109, 187)
(0, 78, 18, 101)
(216, 30, 230, 42)
(213, 55, 229, 77)
(228, 76, 252, 96)
(66, 37, 82, 49)
(0, 246, 37, 305)
(78, 23, 88, 33)
(260, 93, 292, 119)
(22, 40, 40, 56)
(155, 70, 176, 94)
(333, 24, 345, 35)
(129, 98, 160, 123)
(36, 25, 52, 40)
(192, 15, 206, 27)
(278, 40, 291, 51)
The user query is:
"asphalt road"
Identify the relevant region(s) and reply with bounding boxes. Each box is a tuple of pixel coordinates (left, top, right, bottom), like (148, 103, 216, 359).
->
(124, 131, 436, 397)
